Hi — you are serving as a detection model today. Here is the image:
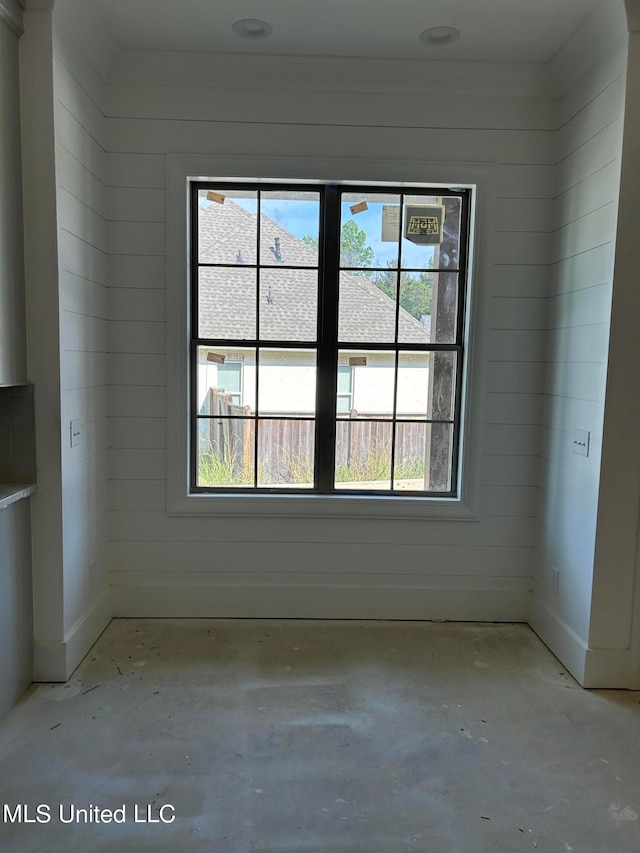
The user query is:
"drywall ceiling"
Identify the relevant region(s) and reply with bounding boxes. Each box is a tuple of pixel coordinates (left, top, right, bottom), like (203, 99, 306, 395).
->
(94, 0, 603, 64)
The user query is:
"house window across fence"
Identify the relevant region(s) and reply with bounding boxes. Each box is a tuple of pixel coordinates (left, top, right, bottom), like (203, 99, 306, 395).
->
(190, 182, 471, 495)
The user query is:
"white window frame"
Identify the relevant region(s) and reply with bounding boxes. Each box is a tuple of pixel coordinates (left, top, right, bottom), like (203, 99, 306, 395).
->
(166, 154, 496, 519)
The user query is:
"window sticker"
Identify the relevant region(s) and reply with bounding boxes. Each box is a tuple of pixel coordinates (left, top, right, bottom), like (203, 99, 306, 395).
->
(404, 205, 444, 245)
(381, 205, 400, 242)
(206, 191, 226, 204)
(349, 200, 368, 215)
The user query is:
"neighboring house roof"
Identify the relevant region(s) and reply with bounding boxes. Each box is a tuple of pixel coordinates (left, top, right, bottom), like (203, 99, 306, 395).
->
(197, 199, 429, 344)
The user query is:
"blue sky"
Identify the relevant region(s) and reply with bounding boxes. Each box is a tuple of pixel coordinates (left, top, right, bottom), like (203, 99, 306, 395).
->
(200, 194, 437, 269)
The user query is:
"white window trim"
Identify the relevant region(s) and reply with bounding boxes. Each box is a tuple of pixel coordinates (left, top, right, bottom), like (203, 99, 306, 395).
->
(166, 153, 496, 519)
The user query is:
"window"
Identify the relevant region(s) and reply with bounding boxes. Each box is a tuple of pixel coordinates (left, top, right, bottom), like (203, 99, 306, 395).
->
(191, 182, 470, 496)
(336, 363, 354, 414)
(217, 359, 243, 405)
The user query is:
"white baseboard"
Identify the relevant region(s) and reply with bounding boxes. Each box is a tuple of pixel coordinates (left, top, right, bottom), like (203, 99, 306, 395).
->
(529, 593, 639, 688)
(529, 593, 588, 684)
(112, 579, 530, 622)
(33, 584, 113, 682)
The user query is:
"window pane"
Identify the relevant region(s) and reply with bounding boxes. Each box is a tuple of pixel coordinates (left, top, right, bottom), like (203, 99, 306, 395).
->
(198, 189, 257, 265)
(334, 420, 392, 490)
(401, 195, 462, 271)
(259, 269, 318, 341)
(197, 417, 254, 487)
(423, 422, 454, 492)
(391, 352, 460, 423)
(260, 191, 320, 266)
(398, 272, 458, 345)
(397, 269, 431, 344)
(392, 422, 428, 490)
(197, 347, 255, 416)
(336, 350, 394, 418)
(257, 349, 317, 416)
(396, 351, 431, 419)
(339, 272, 396, 343)
(337, 364, 353, 414)
(340, 192, 401, 269)
(192, 181, 469, 496)
(198, 268, 256, 340)
(427, 351, 457, 422)
(257, 419, 315, 488)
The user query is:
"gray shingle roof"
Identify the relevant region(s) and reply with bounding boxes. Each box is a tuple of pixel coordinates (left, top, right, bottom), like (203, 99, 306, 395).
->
(197, 199, 429, 344)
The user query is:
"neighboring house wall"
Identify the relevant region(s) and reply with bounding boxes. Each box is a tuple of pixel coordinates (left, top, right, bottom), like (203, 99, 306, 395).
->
(197, 350, 430, 416)
(105, 48, 552, 620)
(532, 0, 629, 684)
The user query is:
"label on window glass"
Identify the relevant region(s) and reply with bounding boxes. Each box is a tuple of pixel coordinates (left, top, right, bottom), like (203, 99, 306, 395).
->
(349, 200, 368, 215)
(381, 205, 400, 241)
(404, 205, 444, 245)
(206, 191, 226, 204)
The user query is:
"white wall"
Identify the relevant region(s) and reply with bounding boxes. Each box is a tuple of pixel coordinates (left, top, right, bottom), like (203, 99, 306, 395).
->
(20, 0, 640, 687)
(0, 7, 32, 718)
(0, 10, 27, 387)
(105, 49, 552, 619)
(20, 7, 113, 679)
(589, 20, 640, 685)
(53, 18, 112, 668)
(532, 0, 630, 684)
(20, 8, 66, 680)
(0, 499, 32, 719)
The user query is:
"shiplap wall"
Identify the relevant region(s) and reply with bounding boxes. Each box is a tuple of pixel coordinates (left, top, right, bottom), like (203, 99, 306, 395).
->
(52, 27, 111, 653)
(0, 12, 32, 717)
(532, 1, 628, 681)
(104, 51, 555, 618)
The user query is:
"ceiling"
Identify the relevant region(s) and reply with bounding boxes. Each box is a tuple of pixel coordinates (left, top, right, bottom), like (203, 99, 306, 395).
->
(93, 0, 604, 64)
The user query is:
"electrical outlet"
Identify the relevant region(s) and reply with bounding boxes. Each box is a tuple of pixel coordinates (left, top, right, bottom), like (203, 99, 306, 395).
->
(572, 429, 590, 457)
(70, 419, 81, 447)
(552, 567, 560, 594)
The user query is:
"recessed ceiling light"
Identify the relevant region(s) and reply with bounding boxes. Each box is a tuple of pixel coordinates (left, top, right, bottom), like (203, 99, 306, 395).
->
(420, 26, 460, 46)
(232, 18, 273, 40)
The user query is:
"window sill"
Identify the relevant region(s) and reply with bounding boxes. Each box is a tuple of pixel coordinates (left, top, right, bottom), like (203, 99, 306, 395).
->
(168, 491, 478, 521)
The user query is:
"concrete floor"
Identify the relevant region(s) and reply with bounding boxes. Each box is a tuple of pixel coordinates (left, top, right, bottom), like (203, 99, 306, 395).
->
(1, 620, 639, 852)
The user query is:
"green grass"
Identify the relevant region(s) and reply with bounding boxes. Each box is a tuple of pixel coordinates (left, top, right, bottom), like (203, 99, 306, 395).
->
(199, 444, 425, 487)
(257, 450, 315, 486)
(198, 444, 253, 487)
(198, 445, 315, 487)
(335, 449, 425, 483)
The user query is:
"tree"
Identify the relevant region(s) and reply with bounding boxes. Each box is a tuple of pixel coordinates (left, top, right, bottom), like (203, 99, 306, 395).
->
(339, 220, 375, 269)
(303, 224, 432, 320)
(372, 262, 433, 322)
(302, 220, 374, 274)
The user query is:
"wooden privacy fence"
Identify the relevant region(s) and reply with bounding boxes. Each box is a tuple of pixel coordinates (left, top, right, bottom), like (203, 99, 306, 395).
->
(204, 388, 429, 482)
(205, 389, 252, 477)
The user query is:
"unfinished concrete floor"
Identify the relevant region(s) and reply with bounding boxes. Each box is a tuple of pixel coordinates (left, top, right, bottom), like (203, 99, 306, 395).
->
(1, 620, 640, 852)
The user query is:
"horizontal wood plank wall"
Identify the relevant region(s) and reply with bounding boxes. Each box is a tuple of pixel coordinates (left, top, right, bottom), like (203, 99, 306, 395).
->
(53, 30, 111, 640)
(532, 32, 628, 674)
(105, 53, 554, 619)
